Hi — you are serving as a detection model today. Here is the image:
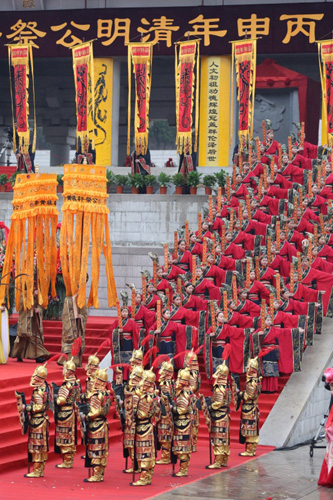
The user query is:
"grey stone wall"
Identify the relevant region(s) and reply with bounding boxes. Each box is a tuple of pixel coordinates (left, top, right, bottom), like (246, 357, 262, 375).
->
(0, 192, 209, 315)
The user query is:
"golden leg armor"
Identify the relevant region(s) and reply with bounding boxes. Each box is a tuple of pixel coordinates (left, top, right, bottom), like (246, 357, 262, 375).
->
(131, 468, 150, 486)
(192, 426, 198, 453)
(84, 465, 104, 482)
(24, 461, 43, 478)
(239, 442, 257, 457)
(173, 454, 190, 477)
(56, 452, 74, 469)
(156, 443, 171, 465)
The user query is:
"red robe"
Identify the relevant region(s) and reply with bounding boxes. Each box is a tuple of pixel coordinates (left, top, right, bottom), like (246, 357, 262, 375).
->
(149, 319, 187, 368)
(162, 264, 186, 281)
(128, 304, 156, 331)
(247, 280, 270, 303)
(182, 292, 208, 312)
(215, 254, 237, 271)
(301, 267, 333, 315)
(234, 299, 261, 317)
(193, 277, 221, 302)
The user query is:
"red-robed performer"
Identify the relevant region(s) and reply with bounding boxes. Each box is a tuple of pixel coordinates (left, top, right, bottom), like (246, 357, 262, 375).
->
(182, 282, 208, 312)
(128, 292, 156, 332)
(110, 306, 139, 381)
(318, 367, 333, 488)
(205, 311, 253, 379)
(172, 239, 192, 272)
(149, 308, 187, 368)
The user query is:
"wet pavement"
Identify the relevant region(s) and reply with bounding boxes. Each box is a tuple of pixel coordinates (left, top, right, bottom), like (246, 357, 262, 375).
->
(153, 445, 332, 500)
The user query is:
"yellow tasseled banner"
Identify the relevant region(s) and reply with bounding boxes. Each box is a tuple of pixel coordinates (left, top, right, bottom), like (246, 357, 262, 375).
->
(0, 174, 58, 311)
(60, 164, 117, 309)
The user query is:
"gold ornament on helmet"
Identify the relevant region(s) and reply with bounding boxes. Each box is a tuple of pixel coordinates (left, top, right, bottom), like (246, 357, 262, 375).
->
(86, 353, 100, 367)
(130, 347, 144, 364)
(178, 368, 191, 382)
(96, 368, 108, 382)
(144, 368, 156, 384)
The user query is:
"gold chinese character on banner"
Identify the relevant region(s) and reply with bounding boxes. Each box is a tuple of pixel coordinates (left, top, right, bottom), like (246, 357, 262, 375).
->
(137, 16, 179, 47)
(237, 14, 270, 38)
(186, 15, 226, 46)
(7, 20, 46, 47)
(22, 0, 34, 7)
(97, 18, 130, 46)
(51, 21, 90, 48)
(280, 13, 324, 44)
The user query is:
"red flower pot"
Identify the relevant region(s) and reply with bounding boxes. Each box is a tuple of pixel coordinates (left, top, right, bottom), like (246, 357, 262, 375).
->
(160, 186, 167, 194)
(175, 186, 183, 194)
(132, 186, 139, 194)
(57, 185, 63, 193)
(116, 186, 124, 194)
(146, 186, 153, 194)
(0, 185, 6, 192)
(190, 187, 197, 195)
(205, 187, 212, 195)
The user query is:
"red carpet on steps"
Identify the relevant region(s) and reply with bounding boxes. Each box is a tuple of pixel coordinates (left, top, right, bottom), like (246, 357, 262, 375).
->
(0, 442, 274, 500)
(1, 317, 285, 498)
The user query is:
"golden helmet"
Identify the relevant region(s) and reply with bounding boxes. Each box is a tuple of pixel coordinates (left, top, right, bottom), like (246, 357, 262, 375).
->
(96, 368, 108, 382)
(33, 364, 48, 379)
(212, 361, 229, 379)
(64, 359, 76, 373)
(178, 368, 191, 382)
(87, 353, 100, 367)
(130, 348, 144, 364)
(144, 369, 156, 384)
(185, 349, 198, 364)
(161, 360, 173, 373)
(247, 357, 260, 374)
(131, 365, 144, 380)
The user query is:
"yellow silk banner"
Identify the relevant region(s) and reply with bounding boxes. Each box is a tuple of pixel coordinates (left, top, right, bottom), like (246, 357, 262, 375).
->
(199, 56, 231, 166)
(0, 174, 58, 310)
(60, 164, 117, 309)
(93, 58, 113, 165)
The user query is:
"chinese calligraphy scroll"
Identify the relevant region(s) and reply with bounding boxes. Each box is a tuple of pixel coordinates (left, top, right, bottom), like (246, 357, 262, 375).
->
(199, 55, 231, 166)
(72, 40, 95, 154)
(127, 43, 153, 156)
(8, 43, 36, 157)
(231, 39, 257, 150)
(318, 39, 333, 147)
(175, 39, 200, 154)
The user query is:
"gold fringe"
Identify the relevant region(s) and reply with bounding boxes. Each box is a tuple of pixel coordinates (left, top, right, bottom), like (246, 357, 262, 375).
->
(127, 45, 132, 156)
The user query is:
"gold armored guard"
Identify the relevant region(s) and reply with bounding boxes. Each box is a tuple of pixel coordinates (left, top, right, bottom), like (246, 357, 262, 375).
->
(208, 361, 231, 468)
(55, 359, 81, 469)
(156, 360, 174, 465)
(84, 368, 111, 483)
(24, 364, 50, 478)
(83, 353, 100, 402)
(172, 368, 193, 478)
(239, 356, 262, 457)
(132, 369, 159, 487)
(123, 365, 144, 474)
(184, 349, 201, 453)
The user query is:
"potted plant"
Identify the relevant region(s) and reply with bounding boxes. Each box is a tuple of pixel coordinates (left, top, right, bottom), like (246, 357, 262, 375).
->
(114, 174, 128, 194)
(143, 174, 156, 194)
(157, 172, 172, 194)
(202, 174, 217, 195)
(0, 174, 7, 192)
(57, 174, 63, 193)
(187, 171, 202, 195)
(127, 173, 145, 194)
(172, 173, 186, 194)
(9, 171, 18, 190)
(106, 169, 115, 193)
(214, 170, 227, 192)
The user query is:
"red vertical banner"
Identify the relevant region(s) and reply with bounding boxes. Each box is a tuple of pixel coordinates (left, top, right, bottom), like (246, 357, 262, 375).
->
(8, 44, 35, 156)
(175, 40, 200, 155)
(127, 43, 153, 155)
(318, 40, 333, 146)
(72, 41, 95, 154)
(231, 39, 257, 150)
